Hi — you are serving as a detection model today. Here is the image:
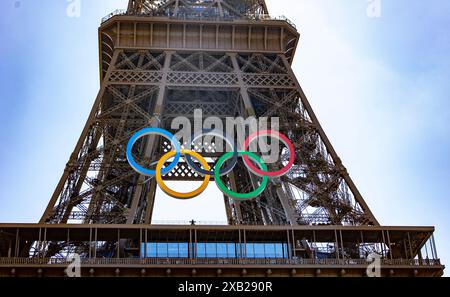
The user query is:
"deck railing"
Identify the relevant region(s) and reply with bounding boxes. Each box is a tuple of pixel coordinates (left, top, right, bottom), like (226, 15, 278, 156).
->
(101, 10, 297, 30)
(0, 257, 442, 267)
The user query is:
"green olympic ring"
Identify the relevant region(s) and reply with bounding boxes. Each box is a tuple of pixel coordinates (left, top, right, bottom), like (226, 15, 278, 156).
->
(214, 152, 269, 200)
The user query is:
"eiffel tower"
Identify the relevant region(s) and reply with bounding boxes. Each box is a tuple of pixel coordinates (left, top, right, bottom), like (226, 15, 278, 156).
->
(0, 0, 444, 277)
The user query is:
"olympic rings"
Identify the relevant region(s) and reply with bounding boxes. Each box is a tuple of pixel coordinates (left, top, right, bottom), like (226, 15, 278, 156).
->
(185, 129, 238, 176)
(126, 127, 296, 200)
(126, 128, 181, 176)
(156, 150, 211, 199)
(242, 130, 296, 178)
(215, 152, 268, 200)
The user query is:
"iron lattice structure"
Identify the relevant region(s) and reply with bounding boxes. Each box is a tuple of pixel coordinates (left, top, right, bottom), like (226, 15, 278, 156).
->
(0, 0, 443, 277)
(41, 0, 378, 228)
(127, 0, 268, 18)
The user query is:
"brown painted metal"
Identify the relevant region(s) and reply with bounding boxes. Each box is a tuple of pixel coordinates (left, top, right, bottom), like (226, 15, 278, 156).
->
(0, 0, 444, 277)
(0, 224, 444, 277)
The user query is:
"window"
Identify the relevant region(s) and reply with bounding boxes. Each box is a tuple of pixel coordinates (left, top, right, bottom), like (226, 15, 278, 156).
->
(227, 243, 237, 258)
(265, 244, 276, 258)
(179, 243, 189, 258)
(246, 243, 255, 258)
(275, 243, 286, 258)
(206, 243, 217, 258)
(197, 243, 206, 258)
(143, 243, 157, 258)
(168, 243, 179, 258)
(157, 243, 168, 258)
(254, 243, 266, 258)
(142, 242, 288, 259)
(217, 243, 228, 258)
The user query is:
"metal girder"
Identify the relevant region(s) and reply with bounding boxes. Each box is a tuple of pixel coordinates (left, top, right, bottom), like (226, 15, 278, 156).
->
(22, 1, 444, 277)
(127, 0, 268, 19)
(0, 224, 444, 277)
(41, 48, 380, 228)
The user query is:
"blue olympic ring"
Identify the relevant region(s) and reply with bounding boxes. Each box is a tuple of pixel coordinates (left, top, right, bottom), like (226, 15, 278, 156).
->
(126, 128, 181, 176)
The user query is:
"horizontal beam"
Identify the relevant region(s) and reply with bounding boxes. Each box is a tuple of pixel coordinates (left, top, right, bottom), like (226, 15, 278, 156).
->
(99, 17, 299, 80)
(108, 70, 296, 88)
(0, 257, 442, 268)
(0, 223, 436, 232)
(0, 263, 444, 277)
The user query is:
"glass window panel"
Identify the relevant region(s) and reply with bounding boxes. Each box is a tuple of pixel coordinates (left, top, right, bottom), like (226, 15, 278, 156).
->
(265, 243, 276, 258)
(227, 243, 237, 258)
(246, 243, 255, 258)
(274, 243, 284, 258)
(197, 243, 206, 258)
(150, 243, 158, 258)
(206, 243, 217, 258)
(168, 243, 179, 258)
(254, 243, 266, 258)
(217, 243, 228, 258)
(157, 243, 168, 258)
(179, 243, 189, 258)
(142, 243, 157, 258)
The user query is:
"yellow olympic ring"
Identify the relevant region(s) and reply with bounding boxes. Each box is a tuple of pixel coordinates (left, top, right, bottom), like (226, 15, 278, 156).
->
(156, 150, 211, 199)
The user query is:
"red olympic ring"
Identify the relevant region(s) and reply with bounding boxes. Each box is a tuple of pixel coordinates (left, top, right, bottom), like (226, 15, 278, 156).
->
(242, 130, 296, 178)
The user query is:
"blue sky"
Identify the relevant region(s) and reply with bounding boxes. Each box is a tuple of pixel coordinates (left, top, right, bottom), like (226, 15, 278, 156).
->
(0, 0, 449, 272)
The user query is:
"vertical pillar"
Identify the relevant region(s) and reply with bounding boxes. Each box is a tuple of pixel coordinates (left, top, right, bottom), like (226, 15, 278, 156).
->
(139, 228, 142, 258)
(38, 228, 42, 258)
(43, 228, 47, 259)
(238, 229, 242, 258)
(89, 228, 93, 259)
(313, 230, 317, 259)
(291, 229, 296, 258)
(66, 229, 70, 259)
(194, 229, 198, 259)
(286, 229, 292, 260)
(127, 51, 174, 224)
(334, 229, 340, 260)
(189, 229, 193, 259)
(339, 230, 345, 260)
(243, 229, 247, 258)
(14, 229, 19, 258)
(144, 228, 148, 258)
(431, 234, 438, 259)
(386, 231, 393, 260)
(94, 228, 98, 258)
(407, 232, 413, 260)
(7, 240, 12, 258)
(117, 229, 120, 259)
(381, 230, 387, 258)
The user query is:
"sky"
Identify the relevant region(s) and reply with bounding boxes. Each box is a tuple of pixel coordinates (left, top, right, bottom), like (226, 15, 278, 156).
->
(0, 0, 449, 272)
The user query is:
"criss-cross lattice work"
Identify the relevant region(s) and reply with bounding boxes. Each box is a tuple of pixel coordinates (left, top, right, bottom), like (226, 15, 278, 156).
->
(42, 0, 380, 231)
(127, 0, 268, 20)
(116, 51, 165, 71)
(243, 73, 295, 88)
(110, 71, 163, 84)
(41, 48, 378, 228)
(237, 53, 288, 74)
(170, 52, 234, 72)
(167, 72, 239, 86)
(11, 0, 442, 278)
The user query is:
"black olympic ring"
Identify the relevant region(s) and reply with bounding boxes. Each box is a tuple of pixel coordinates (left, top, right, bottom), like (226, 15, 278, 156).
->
(185, 129, 239, 177)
